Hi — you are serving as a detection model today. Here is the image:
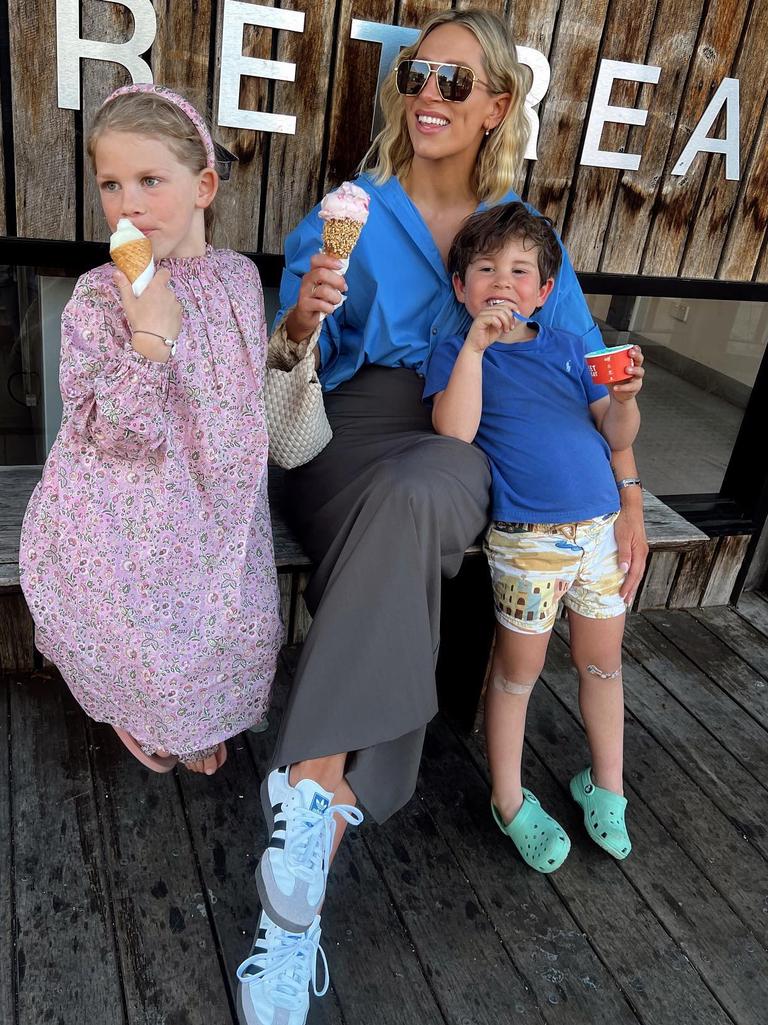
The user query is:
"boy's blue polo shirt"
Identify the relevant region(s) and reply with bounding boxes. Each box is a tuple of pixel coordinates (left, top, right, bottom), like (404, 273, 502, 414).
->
(423, 326, 620, 524)
(275, 174, 603, 393)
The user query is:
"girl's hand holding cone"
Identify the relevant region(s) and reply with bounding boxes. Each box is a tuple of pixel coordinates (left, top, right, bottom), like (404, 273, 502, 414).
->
(114, 267, 182, 364)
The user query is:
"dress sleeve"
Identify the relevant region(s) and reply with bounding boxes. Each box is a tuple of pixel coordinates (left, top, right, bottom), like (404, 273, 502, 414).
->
(59, 271, 171, 458)
(274, 208, 344, 370)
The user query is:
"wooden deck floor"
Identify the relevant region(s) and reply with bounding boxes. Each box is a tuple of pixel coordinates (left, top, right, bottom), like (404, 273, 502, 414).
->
(3, 596, 768, 1025)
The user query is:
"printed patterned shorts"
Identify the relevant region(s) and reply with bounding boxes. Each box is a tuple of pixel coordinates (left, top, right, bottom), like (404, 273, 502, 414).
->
(483, 512, 626, 635)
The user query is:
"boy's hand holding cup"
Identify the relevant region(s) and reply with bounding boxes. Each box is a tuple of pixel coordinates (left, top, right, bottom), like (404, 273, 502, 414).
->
(585, 344, 644, 403)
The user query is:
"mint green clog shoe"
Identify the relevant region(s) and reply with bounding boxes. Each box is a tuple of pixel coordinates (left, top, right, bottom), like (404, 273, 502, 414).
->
(492, 789, 571, 873)
(570, 767, 632, 859)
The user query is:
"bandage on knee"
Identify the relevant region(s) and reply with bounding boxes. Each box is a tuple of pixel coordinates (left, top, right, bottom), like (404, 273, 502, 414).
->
(586, 664, 622, 680)
(492, 674, 537, 695)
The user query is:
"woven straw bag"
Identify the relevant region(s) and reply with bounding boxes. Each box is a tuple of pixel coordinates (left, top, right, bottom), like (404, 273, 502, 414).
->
(264, 323, 332, 470)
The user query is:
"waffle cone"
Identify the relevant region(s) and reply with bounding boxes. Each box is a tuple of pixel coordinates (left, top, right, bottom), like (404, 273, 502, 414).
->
(322, 218, 363, 260)
(111, 238, 153, 282)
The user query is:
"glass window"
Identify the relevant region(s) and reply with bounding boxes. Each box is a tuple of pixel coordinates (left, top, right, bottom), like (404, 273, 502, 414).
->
(0, 266, 77, 466)
(586, 293, 768, 497)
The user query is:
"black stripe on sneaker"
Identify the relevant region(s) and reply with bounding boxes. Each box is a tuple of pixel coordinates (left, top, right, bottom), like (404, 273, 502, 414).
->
(272, 802, 282, 815)
(268, 837, 286, 850)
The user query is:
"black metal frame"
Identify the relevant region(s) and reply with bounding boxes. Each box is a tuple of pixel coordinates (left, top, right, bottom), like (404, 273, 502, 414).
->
(1, 240, 766, 543)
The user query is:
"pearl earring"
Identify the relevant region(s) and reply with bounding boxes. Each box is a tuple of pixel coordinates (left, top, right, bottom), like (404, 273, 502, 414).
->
(485, 128, 491, 137)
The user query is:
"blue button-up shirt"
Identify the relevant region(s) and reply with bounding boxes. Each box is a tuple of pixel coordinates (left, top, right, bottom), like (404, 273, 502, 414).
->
(276, 174, 602, 392)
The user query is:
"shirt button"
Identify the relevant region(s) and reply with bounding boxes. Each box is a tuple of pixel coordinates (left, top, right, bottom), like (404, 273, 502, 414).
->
(431, 328, 437, 335)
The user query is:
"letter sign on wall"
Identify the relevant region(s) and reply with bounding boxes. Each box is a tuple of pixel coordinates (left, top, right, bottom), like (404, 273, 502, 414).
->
(581, 59, 661, 171)
(56, 0, 156, 109)
(217, 1, 305, 135)
(672, 78, 740, 180)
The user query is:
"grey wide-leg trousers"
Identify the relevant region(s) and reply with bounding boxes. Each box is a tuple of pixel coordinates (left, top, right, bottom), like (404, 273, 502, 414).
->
(273, 367, 491, 822)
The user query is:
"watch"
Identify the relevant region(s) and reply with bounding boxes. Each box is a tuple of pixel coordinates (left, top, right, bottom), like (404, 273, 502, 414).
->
(616, 477, 642, 491)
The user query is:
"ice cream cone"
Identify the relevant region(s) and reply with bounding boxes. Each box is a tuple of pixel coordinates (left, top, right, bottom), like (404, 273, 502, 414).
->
(322, 217, 364, 260)
(112, 237, 153, 282)
(109, 217, 155, 296)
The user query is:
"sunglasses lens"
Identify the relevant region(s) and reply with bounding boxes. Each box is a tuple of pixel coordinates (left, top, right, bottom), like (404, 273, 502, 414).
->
(396, 60, 428, 96)
(438, 65, 474, 102)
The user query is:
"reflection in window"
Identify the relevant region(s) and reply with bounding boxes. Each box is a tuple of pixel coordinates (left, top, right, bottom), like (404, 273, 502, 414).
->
(586, 294, 768, 497)
(0, 267, 76, 466)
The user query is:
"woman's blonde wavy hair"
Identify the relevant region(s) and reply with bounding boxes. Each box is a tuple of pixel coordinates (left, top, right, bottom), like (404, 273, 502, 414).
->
(359, 9, 530, 203)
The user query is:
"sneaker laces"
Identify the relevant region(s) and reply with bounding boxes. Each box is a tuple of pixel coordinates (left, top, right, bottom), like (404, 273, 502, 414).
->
(237, 927, 330, 1009)
(284, 798, 364, 884)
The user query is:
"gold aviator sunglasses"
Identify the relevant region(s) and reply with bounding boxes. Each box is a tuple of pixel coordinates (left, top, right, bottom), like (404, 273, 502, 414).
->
(395, 59, 492, 103)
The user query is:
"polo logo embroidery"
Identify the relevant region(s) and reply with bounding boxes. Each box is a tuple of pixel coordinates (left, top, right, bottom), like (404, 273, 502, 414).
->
(565, 360, 572, 373)
(310, 793, 329, 813)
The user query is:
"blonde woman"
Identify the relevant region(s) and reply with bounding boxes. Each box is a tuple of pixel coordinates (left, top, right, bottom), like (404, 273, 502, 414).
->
(237, 11, 647, 1024)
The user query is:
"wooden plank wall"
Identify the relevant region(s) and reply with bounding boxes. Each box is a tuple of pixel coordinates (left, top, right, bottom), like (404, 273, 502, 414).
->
(1, 0, 767, 281)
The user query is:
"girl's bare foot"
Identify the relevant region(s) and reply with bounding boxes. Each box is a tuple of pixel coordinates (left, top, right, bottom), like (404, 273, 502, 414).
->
(183, 741, 228, 775)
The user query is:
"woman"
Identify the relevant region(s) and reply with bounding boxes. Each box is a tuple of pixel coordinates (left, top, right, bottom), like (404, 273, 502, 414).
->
(236, 10, 647, 1024)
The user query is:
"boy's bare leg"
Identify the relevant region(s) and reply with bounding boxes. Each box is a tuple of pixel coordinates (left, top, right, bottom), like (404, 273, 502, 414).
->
(485, 624, 551, 824)
(568, 609, 626, 794)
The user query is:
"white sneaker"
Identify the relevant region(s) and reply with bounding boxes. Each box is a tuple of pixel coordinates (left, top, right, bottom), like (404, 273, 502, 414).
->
(236, 909, 328, 1025)
(257, 765, 363, 931)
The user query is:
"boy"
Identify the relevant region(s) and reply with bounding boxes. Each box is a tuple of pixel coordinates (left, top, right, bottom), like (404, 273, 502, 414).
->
(424, 203, 644, 872)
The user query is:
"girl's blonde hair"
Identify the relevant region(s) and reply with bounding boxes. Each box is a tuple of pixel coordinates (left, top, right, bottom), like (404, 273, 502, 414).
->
(360, 9, 530, 203)
(87, 91, 216, 240)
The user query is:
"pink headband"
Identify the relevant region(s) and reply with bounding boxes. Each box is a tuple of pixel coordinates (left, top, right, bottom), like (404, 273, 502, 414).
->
(102, 84, 216, 169)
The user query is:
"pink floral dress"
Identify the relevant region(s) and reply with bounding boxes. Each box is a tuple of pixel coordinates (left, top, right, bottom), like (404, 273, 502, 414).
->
(20, 248, 283, 760)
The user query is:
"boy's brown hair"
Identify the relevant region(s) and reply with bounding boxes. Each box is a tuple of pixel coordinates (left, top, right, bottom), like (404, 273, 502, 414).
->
(448, 202, 562, 284)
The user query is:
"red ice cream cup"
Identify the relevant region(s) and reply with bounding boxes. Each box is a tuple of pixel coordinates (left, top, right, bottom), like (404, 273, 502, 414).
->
(584, 344, 634, 385)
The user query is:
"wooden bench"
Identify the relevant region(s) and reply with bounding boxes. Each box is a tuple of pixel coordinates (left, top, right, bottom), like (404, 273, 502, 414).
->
(1, 465, 710, 677)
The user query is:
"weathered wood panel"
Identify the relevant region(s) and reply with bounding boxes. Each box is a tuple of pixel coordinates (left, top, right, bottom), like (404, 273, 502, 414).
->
(420, 717, 645, 1024)
(701, 532, 752, 605)
(635, 549, 679, 610)
(0, 681, 12, 1025)
(668, 536, 720, 607)
(4, 0, 768, 283)
(323, 0, 397, 191)
(646, 605, 768, 735)
(525, 0, 611, 233)
(540, 633, 768, 1025)
(563, 0, 659, 271)
(639, 0, 748, 277)
(486, 669, 739, 1024)
(623, 611, 768, 784)
(151, 0, 214, 114)
(682, 0, 768, 279)
(0, 592, 35, 672)
(719, 92, 768, 280)
(82, 0, 136, 242)
(89, 721, 235, 1024)
(507, 0, 564, 196)
(0, 66, 6, 236)
(599, 0, 708, 275)
(9, 0, 77, 237)
(11, 676, 126, 1024)
(211, 0, 275, 250)
(262, 0, 337, 252)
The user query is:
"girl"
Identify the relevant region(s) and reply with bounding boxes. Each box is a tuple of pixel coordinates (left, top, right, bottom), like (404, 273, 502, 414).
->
(236, 10, 647, 1025)
(20, 84, 282, 776)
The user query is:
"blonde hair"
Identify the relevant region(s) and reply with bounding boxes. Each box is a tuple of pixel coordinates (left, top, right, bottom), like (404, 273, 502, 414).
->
(360, 9, 530, 203)
(87, 91, 216, 239)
